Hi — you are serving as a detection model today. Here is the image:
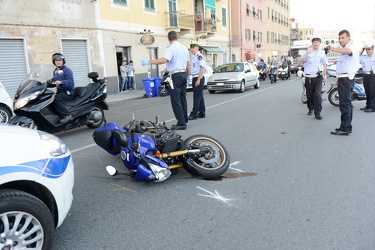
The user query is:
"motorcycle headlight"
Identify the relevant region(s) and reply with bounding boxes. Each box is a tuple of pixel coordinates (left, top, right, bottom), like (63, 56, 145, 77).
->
(14, 91, 41, 110)
(39, 131, 67, 156)
(149, 163, 171, 182)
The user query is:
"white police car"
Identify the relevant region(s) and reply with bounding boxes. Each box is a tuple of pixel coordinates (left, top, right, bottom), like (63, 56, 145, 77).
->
(0, 124, 74, 249)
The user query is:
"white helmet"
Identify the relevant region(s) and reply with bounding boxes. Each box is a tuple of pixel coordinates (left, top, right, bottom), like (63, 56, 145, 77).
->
(311, 35, 322, 43)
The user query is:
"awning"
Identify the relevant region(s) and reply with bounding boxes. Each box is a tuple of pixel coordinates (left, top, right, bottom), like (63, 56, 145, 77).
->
(201, 46, 225, 54)
(204, 0, 216, 10)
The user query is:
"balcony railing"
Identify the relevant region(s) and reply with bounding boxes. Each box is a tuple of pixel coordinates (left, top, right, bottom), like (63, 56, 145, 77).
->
(165, 11, 195, 31)
(195, 18, 217, 34)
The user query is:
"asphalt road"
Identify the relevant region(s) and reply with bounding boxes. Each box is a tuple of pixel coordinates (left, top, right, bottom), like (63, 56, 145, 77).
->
(53, 75, 375, 250)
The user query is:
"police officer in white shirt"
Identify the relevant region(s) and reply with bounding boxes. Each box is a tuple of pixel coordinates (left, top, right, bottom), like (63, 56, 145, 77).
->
(327, 30, 359, 135)
(188, 40, 206, 120)
(298, 35, 328, 120)
(359, 44, 375, 112)
(141, 31, 190, 130)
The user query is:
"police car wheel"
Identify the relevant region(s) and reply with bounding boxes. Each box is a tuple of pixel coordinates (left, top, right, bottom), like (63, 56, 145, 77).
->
(0, 189, 55, 250)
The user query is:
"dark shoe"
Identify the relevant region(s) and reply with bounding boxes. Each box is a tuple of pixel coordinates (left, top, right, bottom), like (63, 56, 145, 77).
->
(360, 106, 368, 110)
(364, 108, 375, 113)
(307, 110, 313, 116)
(188, 116, 197, 120)
(335, 128, 352, 133)
(331, 130, 349, 136)
(60, 115, 73, 123)
(315, 115, 322, 120)
(171, 124, 186, 130)
(197, 113, 205, 118)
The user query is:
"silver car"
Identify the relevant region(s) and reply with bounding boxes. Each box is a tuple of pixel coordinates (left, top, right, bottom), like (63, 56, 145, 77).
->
(207, 62, 260, 94)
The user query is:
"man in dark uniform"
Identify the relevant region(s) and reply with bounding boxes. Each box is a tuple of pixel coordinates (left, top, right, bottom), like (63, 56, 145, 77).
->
(188, 40, 206, 120)
(141, 31, 190, 130)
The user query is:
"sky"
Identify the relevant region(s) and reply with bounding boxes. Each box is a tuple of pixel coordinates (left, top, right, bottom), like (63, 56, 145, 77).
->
(290, 0, 375, 33)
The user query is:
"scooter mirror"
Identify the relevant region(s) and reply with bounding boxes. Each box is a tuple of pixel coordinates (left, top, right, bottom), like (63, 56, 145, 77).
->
(106, 165, 118, 176)
(56, 70, 63, 76)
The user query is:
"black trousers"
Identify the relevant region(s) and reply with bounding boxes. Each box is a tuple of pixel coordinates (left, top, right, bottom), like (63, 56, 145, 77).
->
(169, 72, 188, 126)
(190, 76, 205, 117)
(305, 76, 323, 115)
(363, 74, 375, 110)
(337, 77, 354, 132)
(53, 91, 74, 117)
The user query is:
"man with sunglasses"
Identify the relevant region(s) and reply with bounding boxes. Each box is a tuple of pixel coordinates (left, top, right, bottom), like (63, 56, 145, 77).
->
(187, 40, 206, 120)
(327, 30, 359, 136)
(359, 44, 375, 112)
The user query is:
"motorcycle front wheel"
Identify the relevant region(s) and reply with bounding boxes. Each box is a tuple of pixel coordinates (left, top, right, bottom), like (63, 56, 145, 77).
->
(158, 86, 169, 97)
(183, 135, 230, 179)
(328, 87, 340, 107)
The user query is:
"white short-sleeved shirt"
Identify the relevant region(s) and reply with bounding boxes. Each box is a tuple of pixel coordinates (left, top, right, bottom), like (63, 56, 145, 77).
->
(164, 41, 189, 72)
(191, 51, 206, 75)
(336, 43, 359, 74)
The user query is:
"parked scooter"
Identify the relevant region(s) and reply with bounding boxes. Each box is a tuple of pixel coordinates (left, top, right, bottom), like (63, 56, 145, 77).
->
(93, 116, 230, 182)
(269, 66, 278, 84)
(9, 66, 108, 133)
(158, 69, 170, 97)
(327, 77, 366, 107)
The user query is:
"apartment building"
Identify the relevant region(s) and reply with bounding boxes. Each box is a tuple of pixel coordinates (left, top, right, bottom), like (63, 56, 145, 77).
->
(0, 0, 292, 96)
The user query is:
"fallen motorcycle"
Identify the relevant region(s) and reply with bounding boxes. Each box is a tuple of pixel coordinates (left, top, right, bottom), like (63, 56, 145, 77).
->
(93, 116, 230, 182)
(327, 77, 366, 107)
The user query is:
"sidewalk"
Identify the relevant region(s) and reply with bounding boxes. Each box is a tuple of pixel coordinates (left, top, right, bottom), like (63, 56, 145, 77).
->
(106, 90, 145, 104)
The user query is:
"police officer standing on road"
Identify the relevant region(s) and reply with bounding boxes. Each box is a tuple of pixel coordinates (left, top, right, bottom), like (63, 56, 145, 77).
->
(327, 30, 359, 136)
(359, 44, 375, 112)
(298, 35, 328, 120)
(188, 40, 206, 120)
(141, 31, 190, 130)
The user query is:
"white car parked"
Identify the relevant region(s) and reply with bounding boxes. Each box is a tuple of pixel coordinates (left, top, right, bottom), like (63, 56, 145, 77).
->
(0, 81, 13, 123)
(207, 62, 260, 94)
(0, 124, 74, 249)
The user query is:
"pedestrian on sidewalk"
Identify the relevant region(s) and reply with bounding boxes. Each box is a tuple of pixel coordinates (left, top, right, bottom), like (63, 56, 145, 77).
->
(127, 60, 135, 90)
(120, 60, 128, 92)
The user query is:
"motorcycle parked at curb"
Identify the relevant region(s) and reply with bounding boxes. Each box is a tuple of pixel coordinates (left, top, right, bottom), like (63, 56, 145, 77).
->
(93, 116, 230, 182)
(327, 77, 366, 107)
(9, 66, 108, 133)
(269, 66, 278, 84)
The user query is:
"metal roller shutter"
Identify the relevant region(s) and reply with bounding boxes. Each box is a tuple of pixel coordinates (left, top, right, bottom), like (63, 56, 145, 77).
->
(0, 39, 28, 98)
(61, 39, 90, 87)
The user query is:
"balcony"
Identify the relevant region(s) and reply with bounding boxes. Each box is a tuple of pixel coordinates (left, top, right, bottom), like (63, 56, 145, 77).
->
(165, 11, 195, 35)
(195, 18, 217, 38)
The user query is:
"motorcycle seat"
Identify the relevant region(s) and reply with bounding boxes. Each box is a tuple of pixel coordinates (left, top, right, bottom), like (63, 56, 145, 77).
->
(66, 82, 101, 106)
(74, 87, 86, 98)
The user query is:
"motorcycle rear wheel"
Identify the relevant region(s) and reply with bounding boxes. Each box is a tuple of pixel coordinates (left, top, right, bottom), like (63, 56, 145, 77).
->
(87, 105, 105, 128)
(183, 135, 230, 179)
(328, 88, 340, 107)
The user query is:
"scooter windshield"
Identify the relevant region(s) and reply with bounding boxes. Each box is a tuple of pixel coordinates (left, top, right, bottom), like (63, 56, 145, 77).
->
(17, 65, 56, 94)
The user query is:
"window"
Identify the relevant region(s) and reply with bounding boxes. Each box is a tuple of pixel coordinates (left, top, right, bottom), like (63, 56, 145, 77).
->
(252, 7, 256, 17)
(145, 0, 155, 10)
(114, 0, 127, 5)
(246, 4, 250, 16)
(253, 30, 256, 41)
(222, 8, 227, 27)
(258, 10, 262, 20)
(245, 29, 251, 41)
